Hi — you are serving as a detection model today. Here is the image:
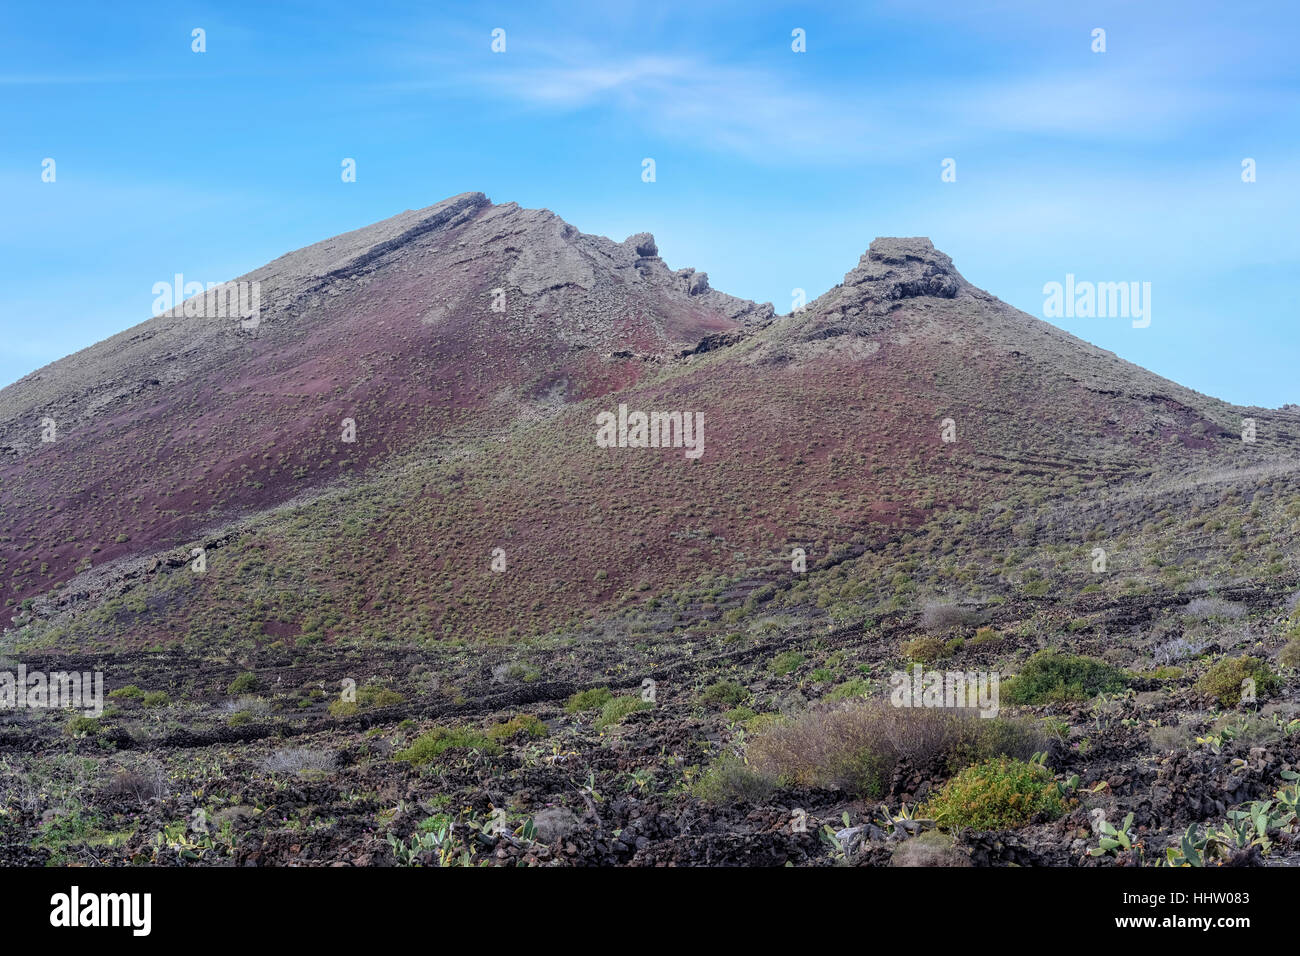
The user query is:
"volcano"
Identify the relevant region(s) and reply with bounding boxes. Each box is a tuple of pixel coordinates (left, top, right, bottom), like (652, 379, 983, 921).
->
(5, 193, 1300, 872)
(1, 193, 1294, 646)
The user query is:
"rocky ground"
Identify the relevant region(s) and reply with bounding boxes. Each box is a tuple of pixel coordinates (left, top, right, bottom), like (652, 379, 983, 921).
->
(4, 581, 1297, 868)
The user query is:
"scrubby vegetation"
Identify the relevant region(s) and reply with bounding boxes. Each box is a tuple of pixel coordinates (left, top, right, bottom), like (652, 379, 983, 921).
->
(922, 757, 1067, 830)
(1003, 650, 1128, 705)
(767, 652, 805, 676)
(565, 687, 614, 714)
(395, 727, 500, 765)
(487, 714, 548, 740)
(901, 636, 945, 663)
(226, 672, 260, 696)
(1279, 637, 1300, 671)
(1195, 655, 1281, 707)
(699, 680, 748, 708)
(593, 695, 650, 731)
(744, 701, 1045, 798)
(4, 188, 1300, 871)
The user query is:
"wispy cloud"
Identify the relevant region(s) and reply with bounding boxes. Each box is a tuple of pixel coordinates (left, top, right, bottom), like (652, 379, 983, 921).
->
(440, 37, 1282, 165)
(462, 52, 891, 163)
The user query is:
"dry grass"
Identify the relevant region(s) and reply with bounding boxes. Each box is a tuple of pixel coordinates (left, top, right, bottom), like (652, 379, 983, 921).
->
(101, 765, 170, 802)
(1182, 597, 1247, 620)
(921, 600, 978, 632)
(264, 748, 337, 775)
(745, 700, 1045, 797)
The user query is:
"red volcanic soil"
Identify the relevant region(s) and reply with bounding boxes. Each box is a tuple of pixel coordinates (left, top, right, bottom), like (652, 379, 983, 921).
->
(0, 195, 761, 611)
(0, 203, 1275, 641)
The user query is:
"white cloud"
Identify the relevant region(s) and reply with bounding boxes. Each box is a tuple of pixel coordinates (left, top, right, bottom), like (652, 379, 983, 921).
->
(471, 52, 894, 163)
(450, 38, 1283, 166)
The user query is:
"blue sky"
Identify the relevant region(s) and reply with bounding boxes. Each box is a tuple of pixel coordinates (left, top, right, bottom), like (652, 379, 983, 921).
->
(2, 0, 1297, 405)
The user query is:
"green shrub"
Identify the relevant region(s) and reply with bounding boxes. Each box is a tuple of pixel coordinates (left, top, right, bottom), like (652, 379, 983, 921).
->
(1195, 656, 1282, 707)
(108, 685, 145, 700)
(692, 755, 774, 804)
(700, 680, 748, 708)
(226, 672, 260, 696)
(396, 727, 500, 765)
(824, 678, 871, 701)
(722, 706, 757, 724)
(328, 698, 359, 718)
(1145, 666, 1184, 680)
(227, 712, 254, 728)
(486, 714, 547, 740)
(971, 627, 1001, 647)
(922, 756, 1066, 830)
(141, 691, 170, 707)
(356, 684, 404, 708)
(565, 687, 614, 714)
(901, 636, 945, 663)
(768, 651, 805, 676)
(65, 715, 101, 737)
(593, 695, 650, 731)
(1280, 638, 1300, 671)
(1003, 649, 1127, 704)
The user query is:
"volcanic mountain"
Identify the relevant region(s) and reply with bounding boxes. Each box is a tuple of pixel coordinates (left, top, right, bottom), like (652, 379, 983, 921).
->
(2, 193, 1295, 648)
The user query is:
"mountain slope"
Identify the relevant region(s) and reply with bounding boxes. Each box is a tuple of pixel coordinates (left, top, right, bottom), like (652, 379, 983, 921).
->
(0, 192, 771, 615)
(3, 195, 1296, 648)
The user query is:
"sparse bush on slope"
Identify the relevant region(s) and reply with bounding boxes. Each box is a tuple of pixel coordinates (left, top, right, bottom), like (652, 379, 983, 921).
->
(745, 701, 1045, 798)
(699, 680, 748, 708)
(1003, 650, 1127, 705)
(1279, 636, 1300, 670)
(921, 601, 978, 632)
(396, 727, 500, 765)
(692, 755, 774, 805)
(594, 696, 650, 731)
(1196, 656, 1281, 707)
(1182, 597, 1246, 620)
(565, 687, 614, 713)
(922, 756, 1066, 830)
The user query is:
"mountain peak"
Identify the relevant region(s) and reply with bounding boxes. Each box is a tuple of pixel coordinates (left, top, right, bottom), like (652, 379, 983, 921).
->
(841, 236, 967, 301)
(621, 232, 658, 257)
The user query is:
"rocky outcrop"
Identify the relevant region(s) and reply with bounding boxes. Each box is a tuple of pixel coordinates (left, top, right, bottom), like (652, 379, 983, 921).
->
(841, 237, 966, 302)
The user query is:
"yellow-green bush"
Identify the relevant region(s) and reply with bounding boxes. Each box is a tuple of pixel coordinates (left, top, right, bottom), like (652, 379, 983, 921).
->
(922, 756, 1066, 830)
(593, 695, 649, 731)
(565, 687, 613, 713)
(1195, 655, 1281, 707)
(901, 636, 944, 663)
(396, 727, 500, 765)
(487, 714, 547, 740)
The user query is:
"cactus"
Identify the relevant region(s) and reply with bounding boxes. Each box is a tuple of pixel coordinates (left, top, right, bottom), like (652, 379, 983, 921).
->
(1088, 811, 1136, 857)
(1164, 826, 1207, 867)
